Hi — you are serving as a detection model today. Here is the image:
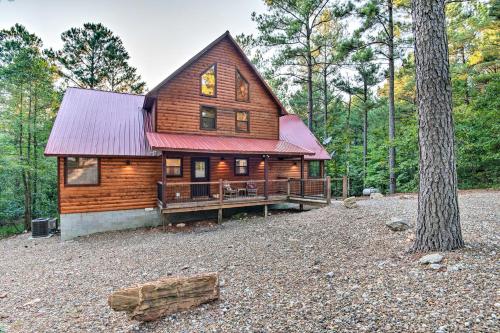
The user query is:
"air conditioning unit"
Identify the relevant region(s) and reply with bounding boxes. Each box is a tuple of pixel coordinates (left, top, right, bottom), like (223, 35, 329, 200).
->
(31, 218, 49, 238)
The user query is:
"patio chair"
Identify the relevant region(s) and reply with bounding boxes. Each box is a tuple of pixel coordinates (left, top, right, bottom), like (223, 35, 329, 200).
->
(246, 181, 258, 197)
(223, 182, 237, 199)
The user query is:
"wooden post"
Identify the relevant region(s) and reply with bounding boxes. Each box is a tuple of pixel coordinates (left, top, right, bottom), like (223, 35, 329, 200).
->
(264, 204, 268, 217)
(326, 176, 331, 204)
(264, 155, 269, 199)
(219, 179, 223, 204)
(218, 179, 223, 224)
(162, 151, 167, 208)
(287, 178, 291, 198)
(300, 156, 304, 198)
(218, 208, 222, 224)
(342, 175, 348, 199)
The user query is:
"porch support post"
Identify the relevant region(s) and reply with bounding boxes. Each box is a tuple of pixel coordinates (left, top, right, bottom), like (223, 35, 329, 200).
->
(326, 176, 332, 205)
(218, 208, 223, 224)
(320, 160, 325, 178)
(264, 155, 269, 199)
(264, 204, 268, 218)
(300, 155, 304, 198)
(342, 175, 348, 199)
(162, 151, 167, 208)
(218, 179, 223, 224)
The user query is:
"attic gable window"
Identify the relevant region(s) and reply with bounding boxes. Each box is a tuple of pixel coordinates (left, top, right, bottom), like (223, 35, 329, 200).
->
(235, 70, 249, 102)
(201, 64, 216, 97)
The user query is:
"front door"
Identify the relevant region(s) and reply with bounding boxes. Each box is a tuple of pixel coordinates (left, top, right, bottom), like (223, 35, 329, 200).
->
(191, 157, 210, 198)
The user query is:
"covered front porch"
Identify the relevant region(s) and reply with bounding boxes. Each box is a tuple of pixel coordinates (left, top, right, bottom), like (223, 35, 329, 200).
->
(156, 153, 331, 220)
(147, 131, 330, 221)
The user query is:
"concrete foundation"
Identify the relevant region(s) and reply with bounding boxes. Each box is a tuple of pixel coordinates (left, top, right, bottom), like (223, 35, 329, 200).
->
(60, 208, 161, 240)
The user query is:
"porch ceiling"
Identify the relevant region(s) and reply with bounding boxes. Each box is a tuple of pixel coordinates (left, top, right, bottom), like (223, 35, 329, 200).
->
(146, 132, 314, 156)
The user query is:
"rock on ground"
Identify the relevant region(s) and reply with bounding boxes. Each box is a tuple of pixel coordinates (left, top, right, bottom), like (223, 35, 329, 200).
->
(343, 196, 358, 209)
(370, 193, 384, 199)
(385, 217, 411, 232)
(419, 253, 444, 264)
(0, 190, 498, 332)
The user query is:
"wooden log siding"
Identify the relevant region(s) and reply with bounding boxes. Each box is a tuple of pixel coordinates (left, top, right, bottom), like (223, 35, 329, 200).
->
(59, 157, 162, 214)
(59, 155, 312, 214)
(155, 38, 280, 139)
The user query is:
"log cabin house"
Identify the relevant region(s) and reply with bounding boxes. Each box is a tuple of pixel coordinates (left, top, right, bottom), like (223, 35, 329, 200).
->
(45, 31, 331, 240)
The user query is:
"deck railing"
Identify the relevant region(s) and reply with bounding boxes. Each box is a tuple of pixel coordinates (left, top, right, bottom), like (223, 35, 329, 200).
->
(157, 177, 331, 208)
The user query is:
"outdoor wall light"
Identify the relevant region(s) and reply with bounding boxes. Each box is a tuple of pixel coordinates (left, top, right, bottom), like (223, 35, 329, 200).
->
(125, 160, 131, 165)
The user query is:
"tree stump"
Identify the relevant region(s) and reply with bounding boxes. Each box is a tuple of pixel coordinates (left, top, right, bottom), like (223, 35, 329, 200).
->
(108, 272, 219, 321)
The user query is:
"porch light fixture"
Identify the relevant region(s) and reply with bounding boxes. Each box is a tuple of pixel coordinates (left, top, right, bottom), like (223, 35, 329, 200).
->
(220, 157, 225, 160)
(125, 160, 131, 165)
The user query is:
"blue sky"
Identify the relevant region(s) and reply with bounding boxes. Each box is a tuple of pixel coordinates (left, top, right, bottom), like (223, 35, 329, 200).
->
(0, 0, 266, 89)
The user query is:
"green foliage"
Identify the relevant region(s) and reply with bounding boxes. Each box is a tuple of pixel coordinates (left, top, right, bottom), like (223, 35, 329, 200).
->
(0, 222, 24, 238)
(291, 0, 499, 194)
(53, 23, 145, 93)
(0, 24, 60, 229)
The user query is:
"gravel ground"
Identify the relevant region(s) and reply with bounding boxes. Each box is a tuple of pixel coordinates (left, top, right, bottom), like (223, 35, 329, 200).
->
(0, 191, 498, 333)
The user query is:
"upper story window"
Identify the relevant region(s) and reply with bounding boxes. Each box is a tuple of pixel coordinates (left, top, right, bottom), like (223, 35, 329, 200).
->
(166, 158, 182, 177)
(235, 111, 249, 132)
(201, 64, 216, 97)
(65, 157, 99, 186)
(235, 70, 249, 102)
(200, 106, 217, 130)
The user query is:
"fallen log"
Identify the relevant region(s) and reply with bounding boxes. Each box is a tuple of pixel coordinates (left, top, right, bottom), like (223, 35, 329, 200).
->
(108, 272, 219, 321)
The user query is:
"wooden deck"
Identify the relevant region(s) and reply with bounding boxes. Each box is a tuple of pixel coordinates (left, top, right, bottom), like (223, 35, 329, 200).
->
(159, 193, 330, 216)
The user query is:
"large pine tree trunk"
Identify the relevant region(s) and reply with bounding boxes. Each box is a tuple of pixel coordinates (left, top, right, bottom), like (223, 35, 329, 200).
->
(412, 0, 464, 252)
(387, 0, 397, 194)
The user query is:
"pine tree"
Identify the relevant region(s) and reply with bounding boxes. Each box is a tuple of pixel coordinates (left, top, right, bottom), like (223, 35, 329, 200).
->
(54, 23, 145, 93)
(412, 0, 464, 251)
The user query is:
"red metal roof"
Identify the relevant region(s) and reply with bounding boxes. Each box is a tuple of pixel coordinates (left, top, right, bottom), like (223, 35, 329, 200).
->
(146, 132, 313, 156)
(45, 88, 157, 157)
(280, 115, 331, 160)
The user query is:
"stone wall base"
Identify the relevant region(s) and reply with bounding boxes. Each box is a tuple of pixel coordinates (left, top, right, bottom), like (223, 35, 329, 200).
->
(60, 208, 161, 240)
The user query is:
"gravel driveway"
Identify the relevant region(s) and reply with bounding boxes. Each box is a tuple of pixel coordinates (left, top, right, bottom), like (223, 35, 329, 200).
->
(0, 191, 498, 332)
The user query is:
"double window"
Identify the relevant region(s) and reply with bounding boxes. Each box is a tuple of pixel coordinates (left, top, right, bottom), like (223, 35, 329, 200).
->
(65, 157, 99, 186)
(166, 158, 182, 177)
(234, 158, 249, 176)
(200, 64, 216, 97)
(235, 111, 249, 132)
(200, 106, 217, 130)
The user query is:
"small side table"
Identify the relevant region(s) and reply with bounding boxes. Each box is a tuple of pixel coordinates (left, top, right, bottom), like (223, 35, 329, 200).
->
(237, 188, 247, 197)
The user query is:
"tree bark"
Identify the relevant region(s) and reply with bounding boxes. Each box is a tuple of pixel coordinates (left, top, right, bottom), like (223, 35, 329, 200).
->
(412, 0, 464, 252)
(362, 82, 368, 186)
(387, 0, 397, 194)
(306, 27, 314, 131)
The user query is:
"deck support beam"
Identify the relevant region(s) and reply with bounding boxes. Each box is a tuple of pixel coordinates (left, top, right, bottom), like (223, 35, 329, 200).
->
(162, 151, 167, 208)
(264, 204, 268, 217)
(217, 208, 222, 223)
(263, 155, 269, 199)
(300, 155, 304, 198)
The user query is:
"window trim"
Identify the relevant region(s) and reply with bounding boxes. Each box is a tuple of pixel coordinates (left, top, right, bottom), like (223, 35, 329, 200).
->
(64, 156, 100, 187)
(234, 157, 249, 176)
(199, 105, 217, 131)
(308, 160, 321, 179)
(166, 157, 183, 178)
(235, 110, 250, 133)
(200, 63, 217, 98)
(235, 69, 250, 102)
